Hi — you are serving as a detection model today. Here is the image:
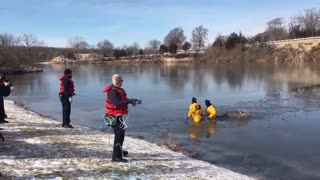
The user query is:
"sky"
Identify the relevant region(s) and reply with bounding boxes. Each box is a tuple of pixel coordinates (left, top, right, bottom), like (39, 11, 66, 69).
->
(0, 0, 320, 48)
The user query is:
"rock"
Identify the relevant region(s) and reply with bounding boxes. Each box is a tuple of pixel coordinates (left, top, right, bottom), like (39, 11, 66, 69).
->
(51, 55, 76, 63)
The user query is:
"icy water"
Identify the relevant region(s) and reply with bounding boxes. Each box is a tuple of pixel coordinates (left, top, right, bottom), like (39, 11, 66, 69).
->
(7, 62, 320, 180)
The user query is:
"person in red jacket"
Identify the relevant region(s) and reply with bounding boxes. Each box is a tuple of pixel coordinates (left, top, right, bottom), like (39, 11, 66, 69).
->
(103, 74, 140, 163)
(59, 68, 75, 128)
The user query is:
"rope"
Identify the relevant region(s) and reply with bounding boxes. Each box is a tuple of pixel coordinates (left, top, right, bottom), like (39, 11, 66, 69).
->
(104, 114, 130, 129)
(75, 94, 101, 101)
(137, 105, 155, 113)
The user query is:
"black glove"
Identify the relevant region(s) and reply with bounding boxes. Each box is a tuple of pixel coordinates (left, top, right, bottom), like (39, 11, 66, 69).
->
(136, 99, 142, 104)
(4, 81, 12, 87)
(130, 98, 142, 106)
(130, 99, 137, 106)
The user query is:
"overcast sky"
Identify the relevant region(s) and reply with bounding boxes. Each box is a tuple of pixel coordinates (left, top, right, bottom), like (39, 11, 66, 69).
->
(1, 0, 319, 47)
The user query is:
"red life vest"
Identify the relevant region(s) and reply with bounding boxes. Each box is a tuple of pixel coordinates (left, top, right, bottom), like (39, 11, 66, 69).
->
(59, 76, 75, 96)
(103, 85, 128, 116)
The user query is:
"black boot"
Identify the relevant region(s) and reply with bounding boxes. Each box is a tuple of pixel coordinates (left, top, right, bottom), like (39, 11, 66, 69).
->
(0, 119, 8, 124)
(62, 124, 74, 128)
(112, 158, 128, 163)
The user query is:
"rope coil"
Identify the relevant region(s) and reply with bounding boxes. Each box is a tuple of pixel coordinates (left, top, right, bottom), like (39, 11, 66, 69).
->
(104, 114, 130, 129)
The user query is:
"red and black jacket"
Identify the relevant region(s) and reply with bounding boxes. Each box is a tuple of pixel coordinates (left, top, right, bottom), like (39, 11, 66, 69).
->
(103, 85, 129, 116)
(59, 76, 75, 97)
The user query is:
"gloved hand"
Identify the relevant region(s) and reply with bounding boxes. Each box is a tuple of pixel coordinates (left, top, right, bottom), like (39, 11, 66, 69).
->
(135, 99, 142, 104)
(130, 98, 142, 106)
(130, 99, 137, 106)
(184, 116, 189, 121)
(204, 116, 209, 121)
(68, 97, 73, 104)
(132, 98, 142, 104)
(4, 81, 11, 87)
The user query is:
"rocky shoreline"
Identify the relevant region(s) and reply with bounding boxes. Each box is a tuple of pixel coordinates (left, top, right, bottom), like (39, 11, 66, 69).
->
(0, 100, 254, 179)
(50, 53, 199, 64)
(0, 65, 43, 74)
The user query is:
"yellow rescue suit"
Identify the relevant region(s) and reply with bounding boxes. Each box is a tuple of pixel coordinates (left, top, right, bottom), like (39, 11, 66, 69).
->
(206, 104, 217, 119)
(187, 103, 203, 123)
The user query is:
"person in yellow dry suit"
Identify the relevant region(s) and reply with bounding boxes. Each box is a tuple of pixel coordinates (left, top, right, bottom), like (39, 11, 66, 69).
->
(204, 99, 251, 121)
(185, 97, 203, 123)
(204, 99, 216, 120)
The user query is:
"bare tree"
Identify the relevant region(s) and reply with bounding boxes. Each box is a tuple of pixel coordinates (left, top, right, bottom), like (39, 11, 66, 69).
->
(146, 39, 161, 54)
(97, 40, 114, 57)
(78, 41, 89, 49)
(0, 33, 21, 66)
(164, 27, 186, 48)
(191, 25, 208, 52)
(267, 18, 285, 30)
(297, 8, 320, 36)
(67, 36, 89, 50)
(132, 42, 140, 54)
(289, 8, 320, 38)
(265, 17, 288, 40)
(21, 33, 44, 60)
(21, 34, 40, 48)
(288, 16, 303, 38)
(124, 42, 140, 56)
(0, 33, 20, 47)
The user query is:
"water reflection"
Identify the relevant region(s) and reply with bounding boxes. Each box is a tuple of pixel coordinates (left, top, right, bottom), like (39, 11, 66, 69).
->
(7, 62, 320, 180)
(44, 62, 320, 95)
(188, 120, 217, 141)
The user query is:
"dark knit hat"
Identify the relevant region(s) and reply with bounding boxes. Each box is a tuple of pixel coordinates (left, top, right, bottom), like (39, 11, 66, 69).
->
(205, 99, 211, 106)
(192, 97, 197, 103)
(64, 68, 72, 75)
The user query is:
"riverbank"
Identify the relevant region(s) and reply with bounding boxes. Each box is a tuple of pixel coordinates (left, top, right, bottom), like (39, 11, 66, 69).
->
(50, 53, 199, 64)
(0, 65, 43, 74)
(49, 39, 320, 64)
(0, 100, 254, 179)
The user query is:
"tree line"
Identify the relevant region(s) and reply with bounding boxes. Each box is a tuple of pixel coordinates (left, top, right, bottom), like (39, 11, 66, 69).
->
(1, 8, 320, 66)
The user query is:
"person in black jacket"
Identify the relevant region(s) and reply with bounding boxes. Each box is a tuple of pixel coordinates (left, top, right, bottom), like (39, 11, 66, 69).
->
(0, 73, 11, 178)
(59, 69, 75, 128)
(0, 73, 11, 124)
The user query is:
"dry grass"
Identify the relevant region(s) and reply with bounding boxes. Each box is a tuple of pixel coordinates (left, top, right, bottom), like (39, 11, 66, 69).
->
(275, 38, 320, 51)
(200, 42, 320, 63)
(199, 45, 274, 63)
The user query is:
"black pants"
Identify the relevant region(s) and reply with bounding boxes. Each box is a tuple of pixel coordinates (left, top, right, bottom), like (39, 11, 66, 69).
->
(111, 116, 125, 159)
(0, 97, 4, 121)
(60, 97, 71, 125)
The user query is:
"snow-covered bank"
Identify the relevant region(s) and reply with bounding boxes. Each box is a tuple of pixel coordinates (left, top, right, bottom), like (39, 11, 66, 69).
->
(0, 100, 254, 179)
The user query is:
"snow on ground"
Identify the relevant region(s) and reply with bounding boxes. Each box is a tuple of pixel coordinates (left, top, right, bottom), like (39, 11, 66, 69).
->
(0, 100, 255, 179)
